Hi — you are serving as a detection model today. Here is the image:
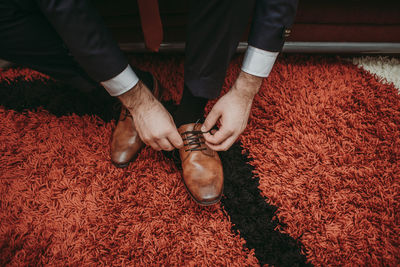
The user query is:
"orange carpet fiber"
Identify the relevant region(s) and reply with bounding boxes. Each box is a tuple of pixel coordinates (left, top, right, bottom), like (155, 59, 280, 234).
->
(1, 55, 400, 266)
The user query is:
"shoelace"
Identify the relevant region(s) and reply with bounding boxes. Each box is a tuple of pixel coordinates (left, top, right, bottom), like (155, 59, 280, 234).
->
(121, 107, 132, 121)
(181, 129, 209, 152)
(113, 102, 132, 121)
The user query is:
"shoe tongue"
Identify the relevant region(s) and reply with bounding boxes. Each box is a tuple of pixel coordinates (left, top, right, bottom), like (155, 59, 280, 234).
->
(178, 123, 200, 134)
(192, 123, 202, 132)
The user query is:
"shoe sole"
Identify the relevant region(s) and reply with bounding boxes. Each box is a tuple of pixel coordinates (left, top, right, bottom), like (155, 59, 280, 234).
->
(181, 177, 223, 206)
(111, 159, 135, 169)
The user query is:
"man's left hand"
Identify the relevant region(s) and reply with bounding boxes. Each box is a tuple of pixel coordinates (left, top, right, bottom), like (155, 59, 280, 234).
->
(201, 71, 263, 151)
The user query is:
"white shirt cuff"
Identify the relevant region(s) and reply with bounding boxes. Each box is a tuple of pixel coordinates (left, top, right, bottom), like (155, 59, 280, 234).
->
(241, 46, 279, 77)
(101, 64, 139, 96)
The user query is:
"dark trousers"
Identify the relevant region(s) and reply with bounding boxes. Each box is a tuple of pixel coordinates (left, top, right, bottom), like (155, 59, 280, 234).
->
(0, 0, 254, 99)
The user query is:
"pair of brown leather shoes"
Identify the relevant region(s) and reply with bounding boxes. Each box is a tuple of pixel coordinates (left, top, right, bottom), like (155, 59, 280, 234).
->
(110, 75, 223, 206)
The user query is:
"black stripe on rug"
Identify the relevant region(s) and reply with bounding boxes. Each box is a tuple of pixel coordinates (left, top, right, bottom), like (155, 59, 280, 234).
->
(0, 78, 119, 121)
(219, 145, 310, 266)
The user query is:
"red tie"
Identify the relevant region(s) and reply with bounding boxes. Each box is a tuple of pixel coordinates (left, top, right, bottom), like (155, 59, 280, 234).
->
(137, 0, 163, 52)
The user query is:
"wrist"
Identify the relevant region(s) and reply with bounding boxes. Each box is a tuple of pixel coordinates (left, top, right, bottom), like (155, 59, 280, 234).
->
(231, 71, 263, 99)
(117, 81, 155, 113)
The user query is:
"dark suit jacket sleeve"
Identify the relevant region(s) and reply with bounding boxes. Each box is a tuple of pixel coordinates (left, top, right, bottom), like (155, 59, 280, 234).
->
(35, 0, 128, 82)
(248, 0, 298, 52)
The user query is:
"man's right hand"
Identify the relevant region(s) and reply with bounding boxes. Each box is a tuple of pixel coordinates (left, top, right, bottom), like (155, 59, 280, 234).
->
(117, 81, 183, 151)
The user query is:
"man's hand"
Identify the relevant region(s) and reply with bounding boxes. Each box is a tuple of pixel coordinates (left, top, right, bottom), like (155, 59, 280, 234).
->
(118, 81, 183, 151)
(201, 71, 263, 151)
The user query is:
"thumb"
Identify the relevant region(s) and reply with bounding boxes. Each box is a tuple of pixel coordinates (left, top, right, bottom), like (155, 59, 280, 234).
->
(202, 108, 221, 132)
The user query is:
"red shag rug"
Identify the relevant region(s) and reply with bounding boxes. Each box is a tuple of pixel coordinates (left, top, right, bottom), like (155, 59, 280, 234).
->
(0, 55, 399, 266)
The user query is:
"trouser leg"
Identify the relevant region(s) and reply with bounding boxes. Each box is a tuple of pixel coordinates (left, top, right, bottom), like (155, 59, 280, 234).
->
(0, 1, 97, 91)
(184, 0, 255, 99)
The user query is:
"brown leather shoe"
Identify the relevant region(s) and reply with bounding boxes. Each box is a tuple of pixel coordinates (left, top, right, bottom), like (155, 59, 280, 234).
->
(178, 123, 224, 206)
(110, 75, 161, 168)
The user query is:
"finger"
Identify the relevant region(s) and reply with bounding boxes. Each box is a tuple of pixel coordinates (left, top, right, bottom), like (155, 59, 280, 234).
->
(167, 130, 184, 149)
(201, 108, 221, 132)
(148, 140, 162, 151)
(205, 135, 237, 151)
(203, 126, 234, 145)
(156, 138, 174, 151)
(165, 116, 184, 149)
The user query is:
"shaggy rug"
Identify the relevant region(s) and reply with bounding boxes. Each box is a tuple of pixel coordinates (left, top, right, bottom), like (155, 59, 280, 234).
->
(0, 55, 399, 266)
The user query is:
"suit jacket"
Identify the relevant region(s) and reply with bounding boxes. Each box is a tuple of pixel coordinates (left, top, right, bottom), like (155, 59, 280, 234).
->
(250, 0, 298, 52)
(33, 0, 128, 83)
(17, 0, 297, 82)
